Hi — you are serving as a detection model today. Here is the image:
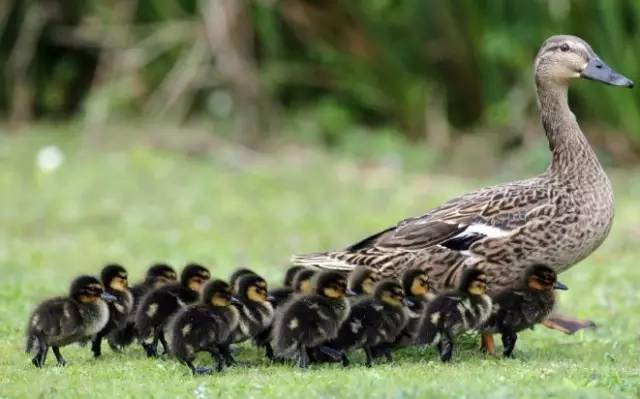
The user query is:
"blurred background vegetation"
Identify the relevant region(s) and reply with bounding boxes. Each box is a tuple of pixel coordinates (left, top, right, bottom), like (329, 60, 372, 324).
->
(1, 0, 639, 168)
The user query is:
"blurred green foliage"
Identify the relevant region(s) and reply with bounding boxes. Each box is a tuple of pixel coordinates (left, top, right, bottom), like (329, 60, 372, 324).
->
(1, 0, 639, 147)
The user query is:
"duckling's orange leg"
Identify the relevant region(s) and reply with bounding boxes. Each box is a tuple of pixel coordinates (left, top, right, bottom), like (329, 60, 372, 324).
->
(480, 333, 497, 356)
(543, 313, 596, 334)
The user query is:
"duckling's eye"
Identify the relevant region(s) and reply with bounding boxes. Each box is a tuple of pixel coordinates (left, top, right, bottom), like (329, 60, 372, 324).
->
(560, 43, 570, 52)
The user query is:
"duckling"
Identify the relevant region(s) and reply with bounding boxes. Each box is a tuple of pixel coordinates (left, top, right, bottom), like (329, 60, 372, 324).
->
(91, 264, 133, 358)
(291, 268, 316, 296)
(418, 268, 492, 362)
(169, 280, 240, 374)
(229, 268, 257, 293)
(283, 265, 306, 288)
(107, 263, 177, 351)
(347, 266, 379, 297)
(136, 263, 210, 357)
(268, 267, 316, 309)
(480, 264, 567, 358)
(323, 279, 409, 367)
(272, 270, 349, 368)
(26, 275, 116, 368)
(225, 273, 274, 361)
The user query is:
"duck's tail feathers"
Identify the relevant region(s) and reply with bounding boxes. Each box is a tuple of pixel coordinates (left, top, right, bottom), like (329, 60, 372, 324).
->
(290, 252, 355, 272)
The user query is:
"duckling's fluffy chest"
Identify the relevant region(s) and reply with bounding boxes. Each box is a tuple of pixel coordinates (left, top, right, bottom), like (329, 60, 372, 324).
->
(80, 300, 110, 336)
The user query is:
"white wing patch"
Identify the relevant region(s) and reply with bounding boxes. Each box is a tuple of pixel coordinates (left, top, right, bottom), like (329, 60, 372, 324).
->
(456, 223, 511, 239)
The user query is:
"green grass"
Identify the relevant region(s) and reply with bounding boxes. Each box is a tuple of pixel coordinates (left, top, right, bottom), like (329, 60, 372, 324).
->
(1, 125, 640, 398)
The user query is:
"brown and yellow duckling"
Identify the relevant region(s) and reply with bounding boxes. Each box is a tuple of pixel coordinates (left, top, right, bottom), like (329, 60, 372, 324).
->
(322, 279, 409, 367)
(26, 275, 116, 368)
(347, 266, 379, 297)
(136, 263, 210, 357)
(398, 268, 436, 343)
(267, 266, 312, 308)
(169, 280, 240, 375)
(108, 263, 177, 351)
(418, 268, 492, 362)
(480, 264, 567, 358)
(272, 271, 349, 368)
(229, 268, 257, 293)
(91, 264, 133, 358)
(225, 273, 274, 363)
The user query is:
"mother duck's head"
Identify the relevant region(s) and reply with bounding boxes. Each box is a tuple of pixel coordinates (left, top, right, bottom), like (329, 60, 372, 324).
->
(535, 35, 633, 88)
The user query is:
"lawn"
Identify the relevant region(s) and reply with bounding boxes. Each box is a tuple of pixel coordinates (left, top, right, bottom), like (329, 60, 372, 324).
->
(1, 125, 639, 398)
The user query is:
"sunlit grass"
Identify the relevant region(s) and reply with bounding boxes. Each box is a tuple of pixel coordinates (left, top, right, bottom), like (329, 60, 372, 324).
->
(0, 126, 639, 398)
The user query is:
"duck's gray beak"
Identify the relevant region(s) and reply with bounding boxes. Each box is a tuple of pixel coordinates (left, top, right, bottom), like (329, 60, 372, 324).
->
(553, 281, 568, 291)
(345, 288, 358, 297)
(581, 57, 634, 88)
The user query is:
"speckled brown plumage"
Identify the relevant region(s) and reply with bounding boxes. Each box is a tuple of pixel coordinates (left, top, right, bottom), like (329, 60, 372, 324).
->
(292, 35, 631, 295)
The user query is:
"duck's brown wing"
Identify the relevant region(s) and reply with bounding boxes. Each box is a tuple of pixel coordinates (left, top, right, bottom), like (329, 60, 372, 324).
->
(291, 180, 551, 271)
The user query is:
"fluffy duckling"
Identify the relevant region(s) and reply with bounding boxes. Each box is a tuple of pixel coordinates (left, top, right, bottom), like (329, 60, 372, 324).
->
(229, 268, 257, 293)
(399, 268, 436, 343)
(26, 275, 116, 368)
(272, 270, 349, 368)
(324, 280, 409, 367)
(107, 263, 177, 351)
(136, 263, 210, 357)
(267, 266, 310, 308)
(480, 264, 567, 358)
(418, 268, 492, 362)
(225, 273, 274, 361)
(91, 264, 133, 358)
(283, 265, 306, 288)
(169, 280, 240, 375)
(347, 266, 379, 297)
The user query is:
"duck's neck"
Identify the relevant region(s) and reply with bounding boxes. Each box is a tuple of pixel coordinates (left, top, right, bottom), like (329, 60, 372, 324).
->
(535, 78, 601, 177)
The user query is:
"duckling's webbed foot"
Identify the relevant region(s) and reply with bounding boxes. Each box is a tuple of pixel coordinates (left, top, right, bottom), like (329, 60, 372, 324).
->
(91, 334, 103, 358)
(264, 343, 275, 361)
(543, 313, 596, 334)
(501, 331, 517, 358)
(209, 349, 225, 372)
(363, 345, 375, 367)
(181, 358, 210, 375)
(158, 333, 170, 356)
(341, 353, 350, 367)
(141, 342, 157, 357)
(219, 345, 235, 366)
(32, 345, 49, 368)
(438, 334, 453, 362)
(52, 346, 66, 367)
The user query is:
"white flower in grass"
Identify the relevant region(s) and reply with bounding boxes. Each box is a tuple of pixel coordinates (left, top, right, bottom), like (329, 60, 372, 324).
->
(36, 145, 64, 173)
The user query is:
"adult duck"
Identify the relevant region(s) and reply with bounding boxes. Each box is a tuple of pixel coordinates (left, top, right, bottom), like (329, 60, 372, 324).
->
(292, 35, 633, 333)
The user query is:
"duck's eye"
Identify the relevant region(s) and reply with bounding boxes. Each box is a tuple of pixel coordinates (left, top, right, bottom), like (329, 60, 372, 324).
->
(560, 43, 570, 52)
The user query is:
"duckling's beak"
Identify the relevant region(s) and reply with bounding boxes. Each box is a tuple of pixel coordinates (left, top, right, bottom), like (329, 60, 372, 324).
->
(345, 288, 358, 297)
(581, 56, 634, 88)
(101, 292, 117, 302)
(230, 296, 242, 305)
(266, 295, 276, 302)
(553, 281, 568, 290)
(403, 298, 414, 307)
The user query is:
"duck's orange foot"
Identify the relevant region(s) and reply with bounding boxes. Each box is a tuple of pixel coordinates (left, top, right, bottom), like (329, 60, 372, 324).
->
(480, 333, 498, 357)
(543, 313, 596, 334)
